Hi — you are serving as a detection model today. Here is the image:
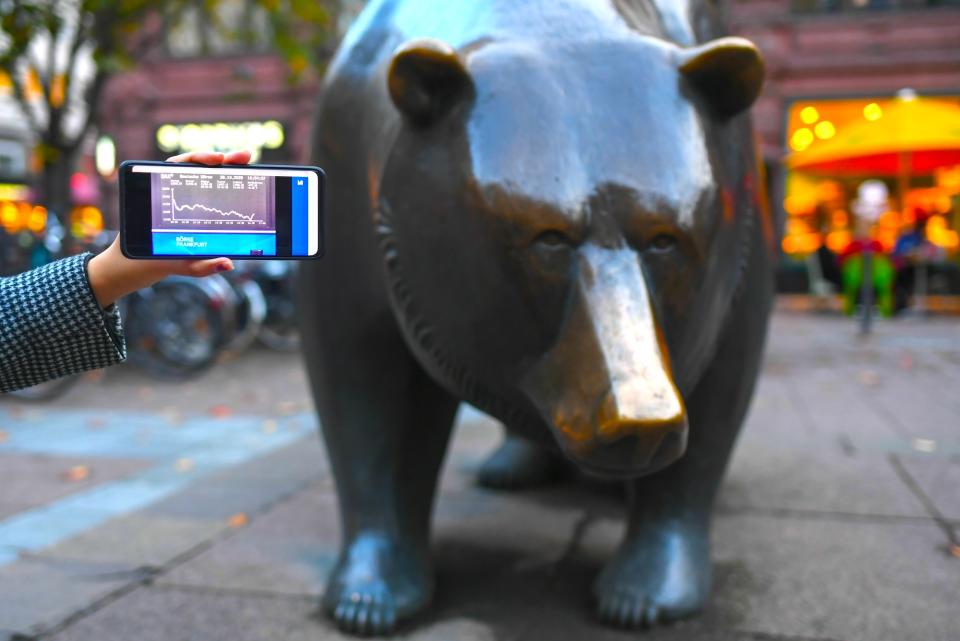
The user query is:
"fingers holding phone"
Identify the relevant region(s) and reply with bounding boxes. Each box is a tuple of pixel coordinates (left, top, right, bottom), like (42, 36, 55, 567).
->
(166, 150, 252, 165)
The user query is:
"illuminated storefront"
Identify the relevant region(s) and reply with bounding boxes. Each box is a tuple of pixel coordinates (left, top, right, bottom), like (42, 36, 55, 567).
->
(154, 120, 287, 164)
(781, 94, 960, 288)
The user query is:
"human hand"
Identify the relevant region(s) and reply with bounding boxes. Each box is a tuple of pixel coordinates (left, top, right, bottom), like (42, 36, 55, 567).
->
(86, 150, 252, 308)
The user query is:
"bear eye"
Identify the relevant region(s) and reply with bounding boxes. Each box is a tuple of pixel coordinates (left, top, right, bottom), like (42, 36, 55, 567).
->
(533, 230, 575, 249)
(648, 233, 678, 253)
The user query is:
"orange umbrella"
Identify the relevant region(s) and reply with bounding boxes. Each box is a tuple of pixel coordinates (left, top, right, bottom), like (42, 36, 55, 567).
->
(787, 97, 960, 176)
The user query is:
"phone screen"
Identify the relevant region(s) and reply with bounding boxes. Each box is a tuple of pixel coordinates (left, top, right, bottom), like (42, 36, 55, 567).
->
(120, 162, 323, 259)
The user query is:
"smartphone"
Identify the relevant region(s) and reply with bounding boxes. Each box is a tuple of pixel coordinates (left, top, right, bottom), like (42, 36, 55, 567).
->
(119, 160, 324, 259)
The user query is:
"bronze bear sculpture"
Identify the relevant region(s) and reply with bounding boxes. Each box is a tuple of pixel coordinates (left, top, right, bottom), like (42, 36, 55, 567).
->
(299, 0, 776, 635)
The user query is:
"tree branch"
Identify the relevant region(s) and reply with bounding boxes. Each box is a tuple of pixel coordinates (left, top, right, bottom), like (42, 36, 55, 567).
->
(63, 67, 106, 152)
(62, 9, 91, 112)
(6, 63, 41, 136)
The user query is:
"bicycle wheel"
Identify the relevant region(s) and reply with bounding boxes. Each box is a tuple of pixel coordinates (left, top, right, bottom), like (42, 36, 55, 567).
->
(125, 279, 227, 379)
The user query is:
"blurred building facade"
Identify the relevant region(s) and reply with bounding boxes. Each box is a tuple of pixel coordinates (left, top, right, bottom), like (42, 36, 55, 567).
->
(94, 1, 960, 296)
(731, 0, 960, 295)
(96, 0, 367, 225)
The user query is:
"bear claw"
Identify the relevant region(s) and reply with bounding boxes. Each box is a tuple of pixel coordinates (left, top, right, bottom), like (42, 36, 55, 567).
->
(331, 584, 396, 636)
(596, 589, 661, 629)
(323, 532, 429, 636)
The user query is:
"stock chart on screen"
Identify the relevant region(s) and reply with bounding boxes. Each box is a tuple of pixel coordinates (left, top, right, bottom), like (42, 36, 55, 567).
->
(150, 172, 277, 256)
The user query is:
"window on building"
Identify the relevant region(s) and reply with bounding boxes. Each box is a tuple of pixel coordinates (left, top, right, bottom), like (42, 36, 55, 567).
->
(164, 0, 271, 58)
(792, 0, 960, 11)
(0, 139, 28, 181)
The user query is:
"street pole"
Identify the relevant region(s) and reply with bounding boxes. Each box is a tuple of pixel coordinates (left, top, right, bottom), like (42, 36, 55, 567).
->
(860, 248, 873, 335)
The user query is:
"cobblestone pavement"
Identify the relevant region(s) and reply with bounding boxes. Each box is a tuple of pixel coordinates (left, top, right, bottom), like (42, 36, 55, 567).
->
(0, 309, 957, 641)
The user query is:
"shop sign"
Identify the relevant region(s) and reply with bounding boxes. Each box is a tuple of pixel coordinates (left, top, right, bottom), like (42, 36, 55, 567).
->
(155, 121, 286, 162)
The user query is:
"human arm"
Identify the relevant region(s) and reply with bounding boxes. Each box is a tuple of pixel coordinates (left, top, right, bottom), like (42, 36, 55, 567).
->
(0, 150, 247, 392)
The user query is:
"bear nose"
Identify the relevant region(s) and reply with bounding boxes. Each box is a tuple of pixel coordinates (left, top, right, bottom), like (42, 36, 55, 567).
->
(580, 387, 689, 476)
(520, 243, 690, 478)
(574, 427, 687, 479)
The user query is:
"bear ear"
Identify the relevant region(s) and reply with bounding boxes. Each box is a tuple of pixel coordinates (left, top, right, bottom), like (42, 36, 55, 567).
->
(388, 38, 472, 126)
(679, 37, 765, 118)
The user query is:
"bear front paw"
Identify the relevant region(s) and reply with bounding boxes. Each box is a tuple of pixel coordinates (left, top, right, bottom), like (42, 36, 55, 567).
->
(322, 532, 431, 636)
(329, 579, 397, 636)
(592, 524, 710, 630)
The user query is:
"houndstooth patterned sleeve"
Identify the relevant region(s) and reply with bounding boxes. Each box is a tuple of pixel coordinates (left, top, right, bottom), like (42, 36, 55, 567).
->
(0, 253, 127, 392)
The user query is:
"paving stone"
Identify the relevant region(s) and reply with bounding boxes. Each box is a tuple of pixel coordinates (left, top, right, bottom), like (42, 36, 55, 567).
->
(158, 486, 339, 596)
(527, 611, 762, 641)
(721, 438, 928, 519)
(36, 513, 227, 568)
(577, 513, 960, 641)
(144, 474, 317, 520)
(0, 555, 136, 636)
(0, 453, 149, 516)
(783, 363, 905, 448)
(849, 367, 960, 447)
(204, 435, 328, 482)
(36, 348, 312, 415)
(159, 478, 586, 633)
(144, 437, 326, 520)
(0, 501, 34, 521)
(896, 452, 960, 521)
(48, 584, 506, 641)
(47, 586, 319, 641)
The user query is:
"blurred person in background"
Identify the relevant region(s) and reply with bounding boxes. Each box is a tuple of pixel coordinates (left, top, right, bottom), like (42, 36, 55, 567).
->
(840, 181, 895, 317)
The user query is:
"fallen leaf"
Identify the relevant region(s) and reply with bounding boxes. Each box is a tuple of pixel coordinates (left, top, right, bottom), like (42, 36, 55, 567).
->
(899, 353, 914, 370)
(86, 418, 107, 429)
(209, 404, 232, 419)
(858, 370, 880, 387)
(276, 401, 298, 416)
(62, 465, 90, 482)
(227, 513, 249, 528)
(0, 430, 8, 443)
(951, 544, 960, 559)
(174, 458, 195, 473)
(261, 419, 278, 434)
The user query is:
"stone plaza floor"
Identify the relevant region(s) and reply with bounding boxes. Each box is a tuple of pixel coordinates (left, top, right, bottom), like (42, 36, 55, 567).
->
(0, 308, 958, 641)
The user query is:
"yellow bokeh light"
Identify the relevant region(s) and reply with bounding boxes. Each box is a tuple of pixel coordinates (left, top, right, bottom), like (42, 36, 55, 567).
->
(263, 121, 284, 149)
(790, 128, 815, 151)
(800, 106, 819, 125)
(814, 121, 836, 140)
(27, 206, 47, 233)
(783, 195, 815, 215)
(82, 206, 103, 229)
(826, 230, 851, 253)
(863, 102, 883, 121)
(1, 201, 19, 231)
(925, 216, 958, 249)
(156, 124, 180, 152)
(781, 232, 821, 255)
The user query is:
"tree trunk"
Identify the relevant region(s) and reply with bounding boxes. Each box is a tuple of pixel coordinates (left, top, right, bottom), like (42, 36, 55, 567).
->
(38, 149, 77, 226)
